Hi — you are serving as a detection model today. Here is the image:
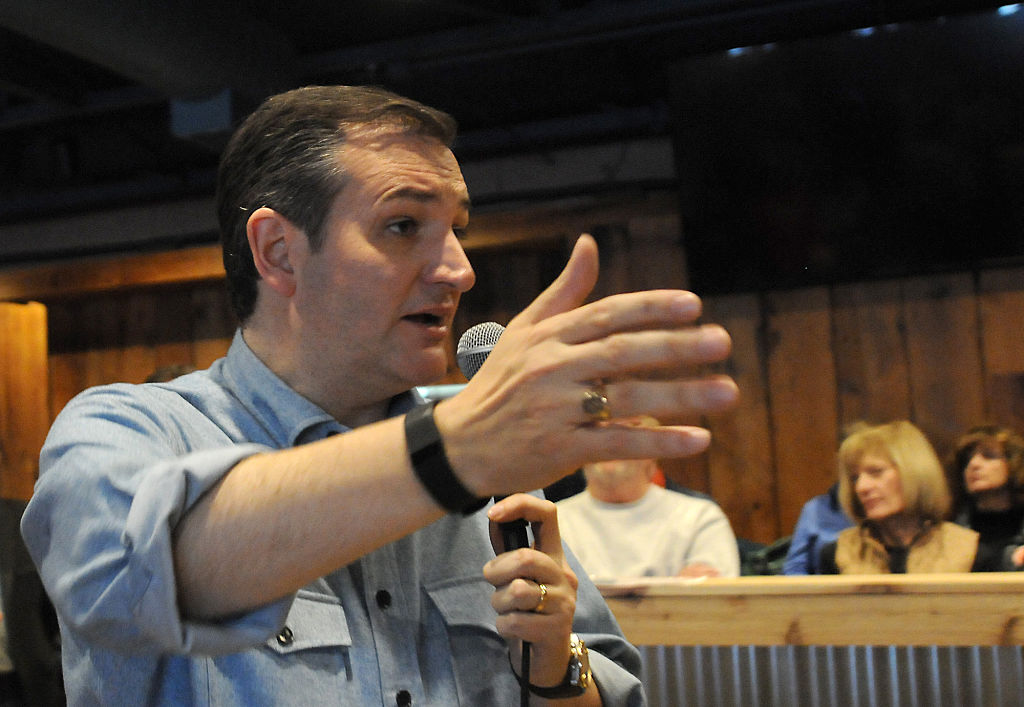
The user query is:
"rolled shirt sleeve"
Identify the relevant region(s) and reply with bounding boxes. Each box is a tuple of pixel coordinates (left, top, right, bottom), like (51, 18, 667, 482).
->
(23, 384, 292, 655)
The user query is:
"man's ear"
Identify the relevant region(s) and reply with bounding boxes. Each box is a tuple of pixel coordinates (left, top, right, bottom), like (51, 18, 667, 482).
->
(247, 206, 301, 297)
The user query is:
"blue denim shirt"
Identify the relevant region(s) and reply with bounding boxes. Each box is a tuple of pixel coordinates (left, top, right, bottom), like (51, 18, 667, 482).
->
(22, 331, 644, 706)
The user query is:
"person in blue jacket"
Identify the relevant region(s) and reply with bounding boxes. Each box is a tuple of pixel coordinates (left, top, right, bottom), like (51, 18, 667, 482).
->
(782, 482, 853, 575)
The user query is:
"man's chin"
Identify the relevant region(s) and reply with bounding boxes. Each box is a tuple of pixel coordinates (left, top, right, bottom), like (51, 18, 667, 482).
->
(400, 354, 450, 389)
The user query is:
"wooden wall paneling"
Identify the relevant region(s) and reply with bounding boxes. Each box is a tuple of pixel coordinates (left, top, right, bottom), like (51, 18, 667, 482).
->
(458, 239, 569, 332)
(625, 212, 688, 291)
(764, 287, 839, 539)
(15, 195, 1024, 549)
(591, 224, 631, 299)
(460, 250, 525, 330)
(0, 245, 224, 302)
(48, 352, 83, 421)
(47, 298, 89, 418)
(148, 288, 199, 376)
(120, 292, 162, 384)
(626, 214, 698, 490)
(512, 249, 556, 313)
(701, 292, 777, 543)
(83, 295, 130, 390)
(832, 279, 913, 433)
(0, 302, 49, 500)
(188, 283, 235, 368)
(902, 273, 985, 458)
(51, 299, 96, 404)
(120, 288, 199, 383)
(47, 284, 232, 424)
(455, 251, 500, 336)
(977, 266, 1024, 434)
(501, 249, 544, 322)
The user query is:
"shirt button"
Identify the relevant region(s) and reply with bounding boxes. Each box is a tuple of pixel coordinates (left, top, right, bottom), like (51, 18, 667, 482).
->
(376, 589, 392, 610)
(395, 689, 412, 706)
(276, 626, 294, 646)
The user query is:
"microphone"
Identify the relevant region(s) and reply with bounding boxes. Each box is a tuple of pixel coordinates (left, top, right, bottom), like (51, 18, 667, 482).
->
(456, 322, 527, 553)
(412, 322, 503, 402)
(456, 321, 505, 380)
(458, 322, 532, 705)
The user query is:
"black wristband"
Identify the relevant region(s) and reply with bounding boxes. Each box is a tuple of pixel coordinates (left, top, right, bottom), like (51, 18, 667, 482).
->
(405, 401, 488, 515)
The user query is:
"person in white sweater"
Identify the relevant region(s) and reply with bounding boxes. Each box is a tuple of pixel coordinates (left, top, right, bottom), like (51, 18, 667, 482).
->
(556, 417, 740, 580)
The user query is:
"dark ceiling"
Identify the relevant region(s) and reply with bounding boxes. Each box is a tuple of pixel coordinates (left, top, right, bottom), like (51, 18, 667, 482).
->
(0, 0, 1010, 264)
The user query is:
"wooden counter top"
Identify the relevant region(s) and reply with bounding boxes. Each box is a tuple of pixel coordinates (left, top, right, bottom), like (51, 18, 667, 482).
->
(600, 573, 1024, 647)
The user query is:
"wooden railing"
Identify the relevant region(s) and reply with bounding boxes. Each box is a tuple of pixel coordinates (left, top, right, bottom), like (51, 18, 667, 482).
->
(602, 574, 1024, 647)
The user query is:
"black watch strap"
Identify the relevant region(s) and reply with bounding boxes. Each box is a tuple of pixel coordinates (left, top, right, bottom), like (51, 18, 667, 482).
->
(405, 401, 487, 515)
(522, 667, 587, 699)
(514, 634, 590, 699)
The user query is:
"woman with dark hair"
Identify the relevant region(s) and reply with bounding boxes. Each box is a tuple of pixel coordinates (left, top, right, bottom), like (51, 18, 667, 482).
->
(949, 424, 1024, 570)
(819, 420, 1000, 574)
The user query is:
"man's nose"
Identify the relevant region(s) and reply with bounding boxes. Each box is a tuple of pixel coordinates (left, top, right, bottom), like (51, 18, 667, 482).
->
(431, 231, 476, 291)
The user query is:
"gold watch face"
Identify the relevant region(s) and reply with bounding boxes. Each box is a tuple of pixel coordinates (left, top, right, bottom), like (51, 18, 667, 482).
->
(569, 633, 591, 688)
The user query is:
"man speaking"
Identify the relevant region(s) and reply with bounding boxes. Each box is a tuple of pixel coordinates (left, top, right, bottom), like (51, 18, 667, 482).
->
(22, 85, 737, 705)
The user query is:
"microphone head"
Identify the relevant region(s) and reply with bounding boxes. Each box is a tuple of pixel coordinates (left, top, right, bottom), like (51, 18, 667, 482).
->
(456, 321, 505, 380)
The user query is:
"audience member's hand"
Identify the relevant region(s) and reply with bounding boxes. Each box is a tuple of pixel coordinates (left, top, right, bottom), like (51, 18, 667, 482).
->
(1012, 545, 1024, 568)
(438, 234, 738, 498)
(678, 563, 721, 578)
(483, 494, 579, 688)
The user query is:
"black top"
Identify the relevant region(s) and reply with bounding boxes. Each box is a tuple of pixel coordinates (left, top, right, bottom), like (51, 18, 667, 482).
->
(967, 506, 1024, 556)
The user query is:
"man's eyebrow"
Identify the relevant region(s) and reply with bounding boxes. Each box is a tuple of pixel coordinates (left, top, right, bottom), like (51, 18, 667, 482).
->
(382, 187, 471, 210)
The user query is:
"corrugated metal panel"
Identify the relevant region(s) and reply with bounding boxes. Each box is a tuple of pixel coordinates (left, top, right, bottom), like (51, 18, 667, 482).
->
(638, 646, 1024, 707)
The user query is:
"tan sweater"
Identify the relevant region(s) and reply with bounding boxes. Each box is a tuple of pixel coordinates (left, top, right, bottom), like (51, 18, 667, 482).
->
(834, 521, 979, 574)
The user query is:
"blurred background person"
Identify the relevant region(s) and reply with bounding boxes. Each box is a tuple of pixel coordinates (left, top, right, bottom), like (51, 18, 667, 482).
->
(0, 439, 63, 706)
(819, 420, 1000, 574)
(556, 416, 740, 580)
(0, 439, 18, 707)
(949, 424, 1024, 570)
(143, 363, 197, 383)
(782, 481, 852, 575)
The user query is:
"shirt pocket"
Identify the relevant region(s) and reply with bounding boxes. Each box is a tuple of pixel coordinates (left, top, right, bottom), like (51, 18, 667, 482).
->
(264, 589, 352, 655)
(206, 591, 357, 705)
(424, 575, 498, 634)
(425, 575, 521, 704)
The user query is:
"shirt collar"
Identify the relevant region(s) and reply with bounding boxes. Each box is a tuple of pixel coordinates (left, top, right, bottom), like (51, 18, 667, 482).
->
(219, 330, 421, 447)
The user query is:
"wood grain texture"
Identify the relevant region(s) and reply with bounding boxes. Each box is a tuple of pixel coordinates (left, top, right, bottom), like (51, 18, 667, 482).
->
(903, 273, 985, 457)
(0, 302, 49, 500)
(764, 287, 839, 538)
(7, 194, 1024, 545)
(702, 293, 778, 541)
(604, 574, 1024, 646)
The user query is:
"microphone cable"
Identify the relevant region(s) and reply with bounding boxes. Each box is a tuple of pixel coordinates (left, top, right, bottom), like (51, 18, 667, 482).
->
(499, 513, 532, 707)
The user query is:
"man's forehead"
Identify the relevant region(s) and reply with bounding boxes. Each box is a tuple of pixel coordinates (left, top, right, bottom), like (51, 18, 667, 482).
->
(341, 126, 451, 159)
(381, 185, 472, 211)
(338, 131, 467, 197)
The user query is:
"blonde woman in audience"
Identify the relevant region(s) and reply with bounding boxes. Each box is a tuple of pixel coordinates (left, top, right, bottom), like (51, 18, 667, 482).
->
(819, 420, 1000, 574)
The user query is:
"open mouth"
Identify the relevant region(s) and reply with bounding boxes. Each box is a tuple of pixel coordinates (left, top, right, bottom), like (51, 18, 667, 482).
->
(404, 313, 443, 326)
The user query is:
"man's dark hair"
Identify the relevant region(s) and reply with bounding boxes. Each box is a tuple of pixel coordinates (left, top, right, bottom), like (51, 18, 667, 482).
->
(216, 85, 458, 322)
